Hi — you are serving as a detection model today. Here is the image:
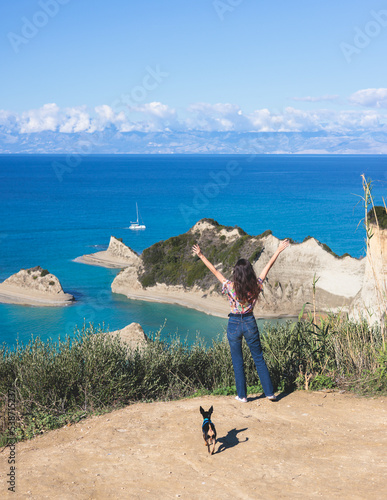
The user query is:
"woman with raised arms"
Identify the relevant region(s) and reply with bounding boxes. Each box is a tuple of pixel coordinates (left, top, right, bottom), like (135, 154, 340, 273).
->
(192, 239, 289, 402)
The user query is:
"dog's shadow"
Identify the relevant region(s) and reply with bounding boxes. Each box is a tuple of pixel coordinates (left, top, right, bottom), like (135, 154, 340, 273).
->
(215, 427, 248, 454)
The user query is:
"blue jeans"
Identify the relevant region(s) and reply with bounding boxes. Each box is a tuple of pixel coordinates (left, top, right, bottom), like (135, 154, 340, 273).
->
(227, 313, 274, 399)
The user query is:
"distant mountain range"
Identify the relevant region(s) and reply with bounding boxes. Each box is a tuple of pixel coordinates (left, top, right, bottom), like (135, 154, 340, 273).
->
(1, 129, 387, 154)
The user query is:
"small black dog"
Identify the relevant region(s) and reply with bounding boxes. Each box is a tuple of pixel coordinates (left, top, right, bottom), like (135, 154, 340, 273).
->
(200, 406, 217, 455)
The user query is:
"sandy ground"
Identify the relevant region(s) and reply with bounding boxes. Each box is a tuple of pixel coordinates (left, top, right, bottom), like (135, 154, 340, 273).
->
(112, 286, 299, 320)
(113, 285, 230, 318)
(0, 284, 74, 307)
(74, 254, 133, 269)
(1, 391, 386, 499)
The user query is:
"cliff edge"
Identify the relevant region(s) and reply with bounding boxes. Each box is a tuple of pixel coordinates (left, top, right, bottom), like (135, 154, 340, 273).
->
(349, 208, 387, 323)
(112, 219, 365, 318)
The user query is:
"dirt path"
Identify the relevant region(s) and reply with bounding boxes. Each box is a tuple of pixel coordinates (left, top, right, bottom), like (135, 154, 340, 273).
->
(1, 392, 386, 499)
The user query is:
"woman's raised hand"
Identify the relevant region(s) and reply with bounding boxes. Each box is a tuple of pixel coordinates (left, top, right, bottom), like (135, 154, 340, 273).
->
(278, 239, 290, 253)
(192, 244, 202, 256)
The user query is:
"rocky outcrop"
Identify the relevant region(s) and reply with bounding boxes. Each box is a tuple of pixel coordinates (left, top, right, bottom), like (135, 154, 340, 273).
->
(349, 221, 387, 323)
(111, 219, 366, 318)
(107, 237, 140, 262)
(0, 266, 74, 306)
(255, 234, 365, 316)
(107, 322, 148, 351)
(75, 236, 141, 269)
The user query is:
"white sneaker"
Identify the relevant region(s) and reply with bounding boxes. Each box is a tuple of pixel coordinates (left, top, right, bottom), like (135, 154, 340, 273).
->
(235, 396, 247, 403)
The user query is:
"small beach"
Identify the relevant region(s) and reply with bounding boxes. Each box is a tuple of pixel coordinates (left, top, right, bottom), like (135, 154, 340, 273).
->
(0, 283, 73, 307)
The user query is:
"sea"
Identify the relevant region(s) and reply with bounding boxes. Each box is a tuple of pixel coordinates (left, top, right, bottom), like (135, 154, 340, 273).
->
(0, 154, 386, 348)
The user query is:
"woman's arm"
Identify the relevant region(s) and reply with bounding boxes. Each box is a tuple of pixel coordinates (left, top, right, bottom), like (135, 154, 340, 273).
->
(192, 244, 226, 283)
(259, 239, 290, 282)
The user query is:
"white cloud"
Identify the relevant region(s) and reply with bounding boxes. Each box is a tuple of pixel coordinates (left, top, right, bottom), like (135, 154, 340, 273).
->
(19, 103, 60, 133)
(0, 110, 18, 131)
(186, 102, 250, 131)
(248, 107, 387, 133)
(246, 107, 328, 132)
(116, 122, 139, 133)
(335, 110, 382, 130)
(123, 102, 177, 132)
(95, 104, 116, 121)
(280, 107, 316, 132)
(91, 104, 126, 132)
(9, 103, 129, 134)
(59, 106, 91, 133)
(132, 102, 176, 118)
(248, 108, 280, 131)
(1, 99, 387, 137)
(183, 104, 352, 133)
(349, 88, 387, 108)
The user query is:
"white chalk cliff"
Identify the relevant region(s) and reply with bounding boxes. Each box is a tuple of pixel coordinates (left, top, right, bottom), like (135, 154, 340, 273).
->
(349, 222, 387, 324)
(75, 236, 141, 268)
(111, 220, 373, 318)
(255, 234, 365, 316)
(0, 266, 74, 306)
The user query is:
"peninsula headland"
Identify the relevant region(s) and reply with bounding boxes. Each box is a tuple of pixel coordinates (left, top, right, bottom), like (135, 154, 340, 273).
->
(108, 218, 379, 320)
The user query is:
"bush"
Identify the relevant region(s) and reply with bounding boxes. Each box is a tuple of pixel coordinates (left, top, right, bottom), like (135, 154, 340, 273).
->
(0, 316, 385, 443)
(367, 206, 387, 229)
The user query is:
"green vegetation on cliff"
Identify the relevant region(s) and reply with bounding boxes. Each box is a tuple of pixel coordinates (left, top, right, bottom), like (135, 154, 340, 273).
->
(139, 219, 263, 289)
(368, 206, 387, 230)
(138, 218, 357, 289)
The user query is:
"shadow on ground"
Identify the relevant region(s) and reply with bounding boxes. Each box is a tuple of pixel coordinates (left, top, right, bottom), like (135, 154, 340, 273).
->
(216, 427, 248, 454)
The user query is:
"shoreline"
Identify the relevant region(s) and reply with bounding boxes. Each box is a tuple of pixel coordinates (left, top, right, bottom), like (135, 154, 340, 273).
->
(73, 253, 131, 269)
(0, 283, 74, 307)
(112, 284, 298, 320)
(112, 286, 229, 318)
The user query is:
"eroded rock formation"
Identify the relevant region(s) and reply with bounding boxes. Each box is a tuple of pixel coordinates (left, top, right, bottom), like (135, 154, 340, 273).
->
(75, 236, 141, 268)
(0, 266, 74, 306)
(107, 322, 148, 351)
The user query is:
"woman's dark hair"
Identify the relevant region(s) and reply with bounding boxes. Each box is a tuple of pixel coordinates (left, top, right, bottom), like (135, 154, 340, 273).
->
(233, 259, 260, 304)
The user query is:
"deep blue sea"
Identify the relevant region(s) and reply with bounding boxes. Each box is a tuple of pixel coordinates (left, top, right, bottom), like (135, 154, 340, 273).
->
(0, 154, 386, 348)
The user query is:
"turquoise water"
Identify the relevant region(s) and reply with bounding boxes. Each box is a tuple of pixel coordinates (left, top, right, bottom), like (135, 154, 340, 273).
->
(0, 154, 386, 347)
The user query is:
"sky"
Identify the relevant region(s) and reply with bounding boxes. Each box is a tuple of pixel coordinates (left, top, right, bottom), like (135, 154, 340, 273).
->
(1, 0, 387, 142)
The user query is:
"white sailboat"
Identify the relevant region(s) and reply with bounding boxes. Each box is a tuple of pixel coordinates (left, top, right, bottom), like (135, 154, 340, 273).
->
(129, 203, 146, 230)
